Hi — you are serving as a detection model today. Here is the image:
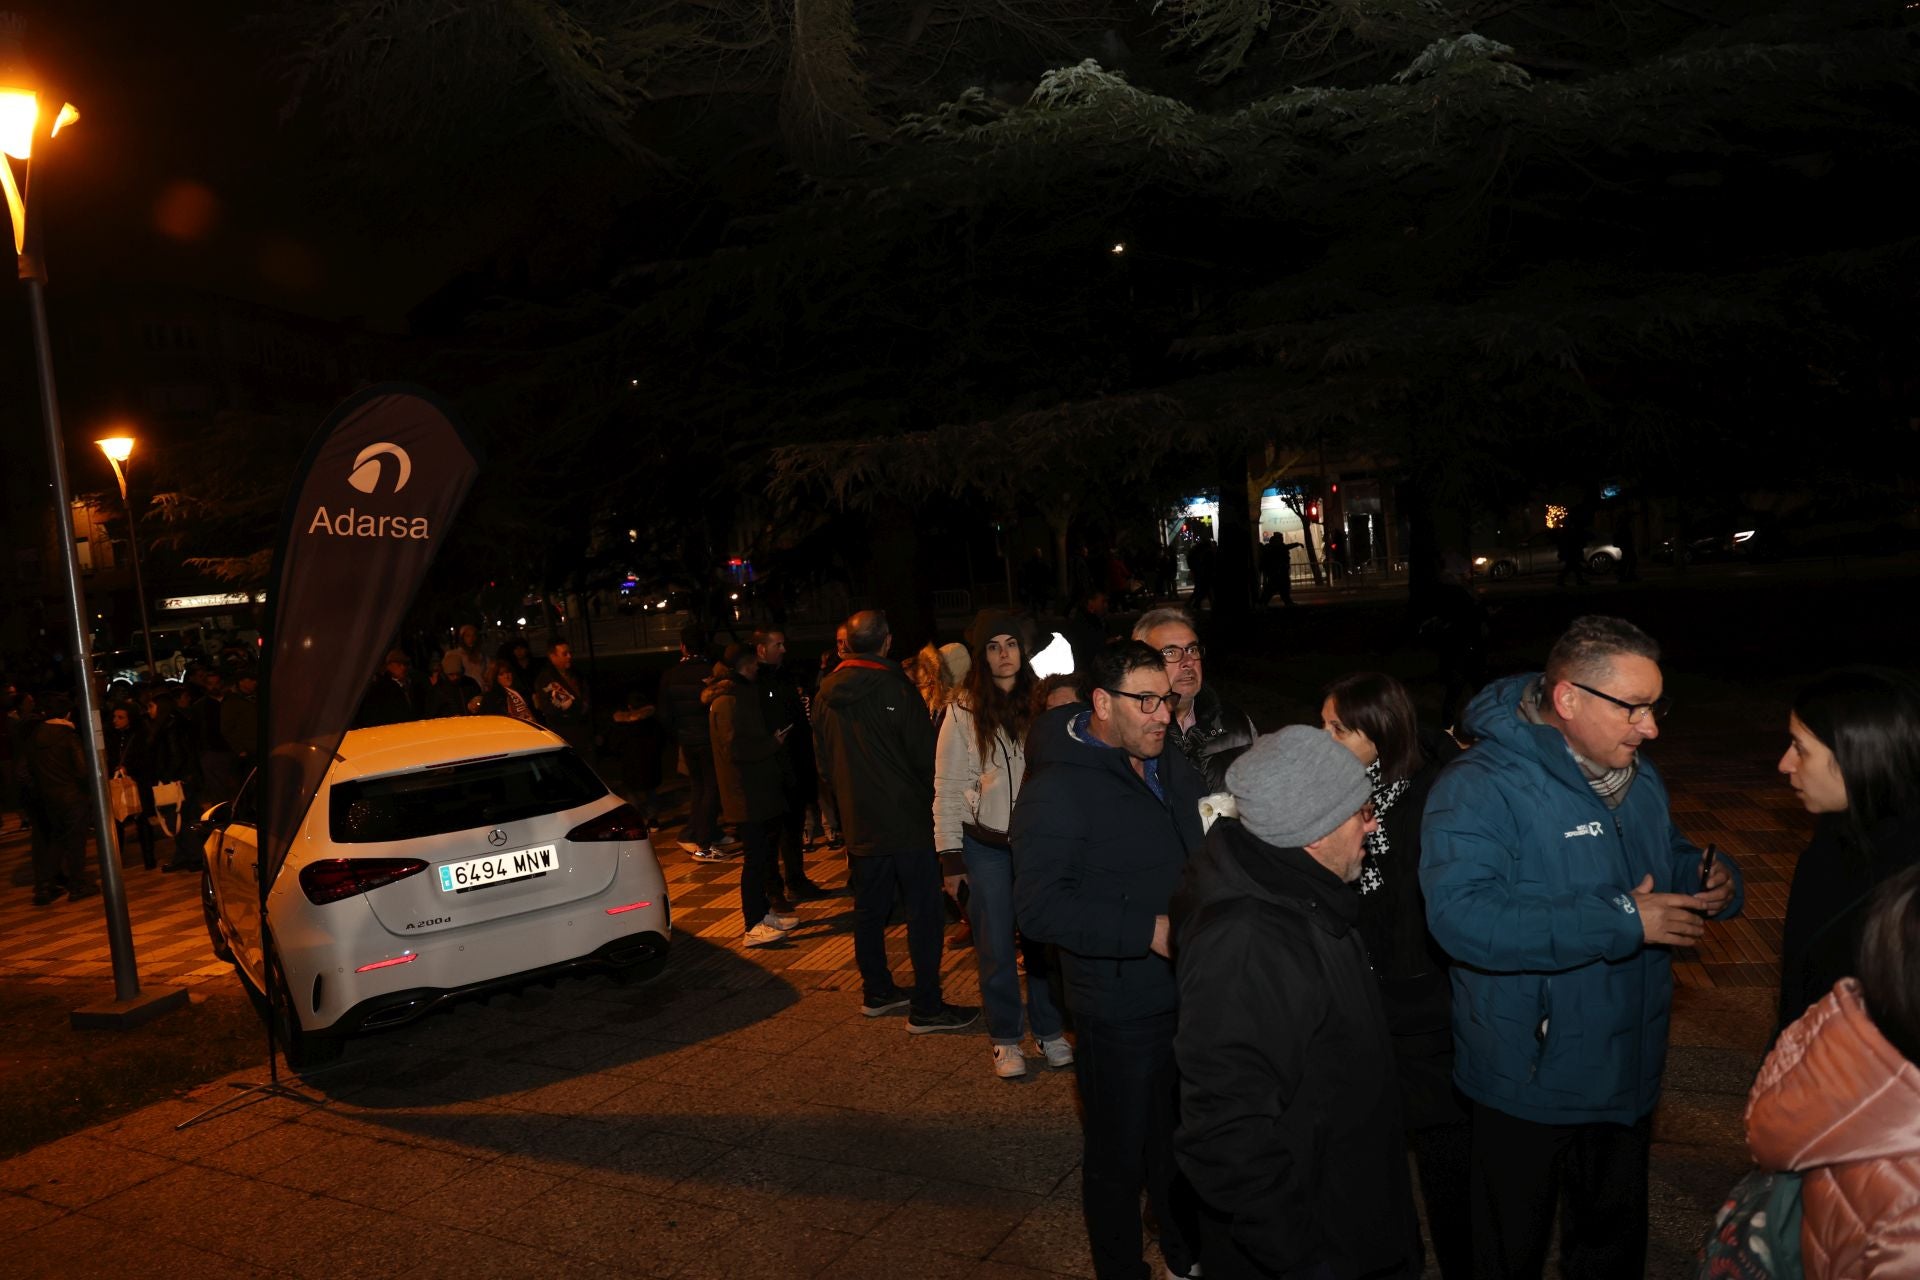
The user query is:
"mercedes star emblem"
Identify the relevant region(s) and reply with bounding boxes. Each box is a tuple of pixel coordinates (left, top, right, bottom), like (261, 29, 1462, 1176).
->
(487, 828, 508, 847)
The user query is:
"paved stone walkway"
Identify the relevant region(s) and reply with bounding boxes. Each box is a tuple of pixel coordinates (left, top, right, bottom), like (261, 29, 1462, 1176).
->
(0, 705, 1807, 1279)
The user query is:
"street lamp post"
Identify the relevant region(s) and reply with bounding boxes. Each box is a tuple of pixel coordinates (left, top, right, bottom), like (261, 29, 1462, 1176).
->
(4, 16, 184, 1028)
(97, 435, 158, 678)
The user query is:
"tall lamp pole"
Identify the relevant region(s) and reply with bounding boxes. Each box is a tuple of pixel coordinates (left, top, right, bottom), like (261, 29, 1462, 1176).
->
(97, 435, 158, 678)
(4, 17, 184, 1027)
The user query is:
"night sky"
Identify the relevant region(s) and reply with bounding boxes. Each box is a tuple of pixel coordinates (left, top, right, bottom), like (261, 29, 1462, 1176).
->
(19, 1, 460, 325)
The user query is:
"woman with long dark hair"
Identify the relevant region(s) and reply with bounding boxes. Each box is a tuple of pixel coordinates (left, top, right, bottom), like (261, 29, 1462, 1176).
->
(936, 609, 1069, 1079)
(1321, 671, 1468, 1280)
(1775, 665, 1920, 1035)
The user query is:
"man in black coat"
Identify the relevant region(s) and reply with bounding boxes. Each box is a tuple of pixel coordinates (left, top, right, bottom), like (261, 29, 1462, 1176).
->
(1173, 726, 1419, 1280)
(25, 693, 97, 903)
(1012, 641, 1208, 1280)
(1133, 607, 1256, 792)
(656, 624, 727, 860)
(814, 610, 976, 1033)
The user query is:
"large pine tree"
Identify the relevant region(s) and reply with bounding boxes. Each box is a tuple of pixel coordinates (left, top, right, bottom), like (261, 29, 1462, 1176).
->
(261, 0, 1917, 624)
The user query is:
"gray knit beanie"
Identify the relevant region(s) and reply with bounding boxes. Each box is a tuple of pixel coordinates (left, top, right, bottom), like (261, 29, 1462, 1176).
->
(1225, 725, 1373, 849)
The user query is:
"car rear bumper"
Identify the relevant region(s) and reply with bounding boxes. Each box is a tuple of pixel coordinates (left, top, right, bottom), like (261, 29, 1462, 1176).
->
(321, 930, 669, 1036)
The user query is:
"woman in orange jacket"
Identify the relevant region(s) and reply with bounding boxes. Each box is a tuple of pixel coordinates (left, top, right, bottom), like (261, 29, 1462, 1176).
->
(1747, 861, 1920, 1278)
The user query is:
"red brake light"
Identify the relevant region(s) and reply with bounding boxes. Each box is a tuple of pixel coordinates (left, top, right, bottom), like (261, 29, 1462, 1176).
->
(605, 900, 653, 915)
(566, 803, 648, 843)
(355, 952, 419, 973)
(299, 857, 429, 905)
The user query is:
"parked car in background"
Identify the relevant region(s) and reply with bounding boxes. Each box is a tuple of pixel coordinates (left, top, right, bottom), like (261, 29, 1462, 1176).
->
(1652, 521, 1773, 565)
(1472, 531, 1623, 580)
(201, 716, 670, 1066)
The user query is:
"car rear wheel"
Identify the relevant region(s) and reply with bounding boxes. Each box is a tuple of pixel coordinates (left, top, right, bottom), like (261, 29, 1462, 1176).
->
(1488, 561, 1516, 581)
(1588, 552, 1617, 574)
(266, 936, 343, 1070)
(201, 871, 233, 964)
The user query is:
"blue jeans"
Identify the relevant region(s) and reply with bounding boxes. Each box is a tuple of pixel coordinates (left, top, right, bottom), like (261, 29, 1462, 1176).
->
(962, 834, 1064, 1046)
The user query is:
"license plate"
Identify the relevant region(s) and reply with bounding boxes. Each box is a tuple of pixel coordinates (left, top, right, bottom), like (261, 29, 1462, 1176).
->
(438, 845, 557, 893)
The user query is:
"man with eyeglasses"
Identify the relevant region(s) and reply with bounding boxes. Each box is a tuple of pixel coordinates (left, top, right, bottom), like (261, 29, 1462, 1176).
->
(1132, 607, 1256, 792)
(1012, 641, 1208, 1280)
(1420, 615, 1744, 1280)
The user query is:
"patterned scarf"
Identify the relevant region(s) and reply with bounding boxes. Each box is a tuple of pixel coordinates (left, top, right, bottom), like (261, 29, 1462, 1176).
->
(1519, 677, 1637, 808)
(1354, 760, 1411, 897)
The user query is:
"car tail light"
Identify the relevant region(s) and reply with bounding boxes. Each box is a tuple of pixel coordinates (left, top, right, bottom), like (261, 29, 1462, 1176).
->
(299, 857, 429, 905)
(604, 900, 653, 915)
(566, 803, 648, 843)
(355, 952, 418, 973)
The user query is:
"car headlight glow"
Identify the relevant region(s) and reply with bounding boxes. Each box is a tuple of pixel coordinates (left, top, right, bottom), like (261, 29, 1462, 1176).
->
(1473, 556, 1489, 566)
(1733, 530, 1755, 543)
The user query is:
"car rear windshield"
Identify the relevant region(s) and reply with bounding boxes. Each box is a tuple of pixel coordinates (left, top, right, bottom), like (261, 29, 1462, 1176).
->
(328, 749, 606, 844)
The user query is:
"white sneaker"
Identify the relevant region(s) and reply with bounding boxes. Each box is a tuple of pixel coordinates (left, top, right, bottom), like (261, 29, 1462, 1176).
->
(992, 1044, 1027, 1080)
(1038, 1035, 1075, 1069)
(690, 847, 728, 862)
(743, 922, 786, 947)
(762, 910, 799, 932)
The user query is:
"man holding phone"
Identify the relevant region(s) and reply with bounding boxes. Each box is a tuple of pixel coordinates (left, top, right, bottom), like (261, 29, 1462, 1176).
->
(1421, 616, 1743, 1280)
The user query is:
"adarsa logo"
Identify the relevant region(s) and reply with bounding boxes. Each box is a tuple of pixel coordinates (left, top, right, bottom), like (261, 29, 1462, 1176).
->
(307, 442, 431, 539)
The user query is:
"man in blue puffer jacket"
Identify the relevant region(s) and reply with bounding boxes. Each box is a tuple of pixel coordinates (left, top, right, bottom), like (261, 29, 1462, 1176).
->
(1421, 615, 1743, 1280)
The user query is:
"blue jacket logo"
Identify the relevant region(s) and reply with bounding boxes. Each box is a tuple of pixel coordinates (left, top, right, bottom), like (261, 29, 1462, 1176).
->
(1563, 820, 1604, 838)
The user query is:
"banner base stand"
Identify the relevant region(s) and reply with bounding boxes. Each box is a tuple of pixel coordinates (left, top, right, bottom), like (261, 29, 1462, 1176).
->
(70, 985, 189, 1031)
(174, 1059, 347, 1132)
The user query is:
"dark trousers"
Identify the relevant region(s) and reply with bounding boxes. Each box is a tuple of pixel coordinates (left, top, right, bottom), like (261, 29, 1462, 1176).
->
(1074, 1010, 1196, 1280)
(43, 798, 94, 893)
(683, 742, 721, 849)
(849, 850, 945, 1017)
(737, 815, 781, 929)
(770, 806, 809, 893)
(1413, 1120, 1473, 1280)
(1469, 1102, 1651, 1280)
(115, 814, 156, 870)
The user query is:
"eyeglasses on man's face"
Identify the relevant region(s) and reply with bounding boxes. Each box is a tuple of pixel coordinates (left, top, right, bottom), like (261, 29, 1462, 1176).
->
(1157, 642, 1205, 666)
(1571, 681, 1672, 725)
(1103, 688, 1182, 715)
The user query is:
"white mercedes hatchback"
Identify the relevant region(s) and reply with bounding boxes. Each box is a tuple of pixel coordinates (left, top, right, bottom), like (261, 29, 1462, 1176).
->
(201, 716, 670, 1065)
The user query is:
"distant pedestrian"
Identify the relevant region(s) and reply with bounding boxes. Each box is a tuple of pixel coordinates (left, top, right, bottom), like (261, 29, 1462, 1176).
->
(479, 659, 538, 723)
(1185, 525, 1217, 612)
(357, 649, 427, 728)
(605, 686, 665, 823)
(25, 693, 94, 903)
(706, 643, 800, 946)
(657, 624, 727, 861)
(533, 640, 596, 766)
(144, 690, 202, 873)
(427, 651, 481, 718)
(220, 668, 261, 776)
(1018, 546, 1054, 616)
(1257, 532, 1301, 607)
(1012, 641, 1206, 1280)
(105, 702, 157, 871)
(194, 670, 240, 802)
(936, 609, 1067, 1080)
(1553, 515, 1589, 588)
(1173, 726, 1420, 1280)
(814, 610, 977, 1034)
(453, 623, 489, 684)
(754, 628, 829, 900)
(1061, 588, 1112, 676)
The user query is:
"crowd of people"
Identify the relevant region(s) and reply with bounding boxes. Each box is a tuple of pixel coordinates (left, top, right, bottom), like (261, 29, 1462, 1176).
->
(6, 598, 1919, 1280)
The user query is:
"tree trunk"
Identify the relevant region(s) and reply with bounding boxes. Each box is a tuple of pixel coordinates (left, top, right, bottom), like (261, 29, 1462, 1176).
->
(1213, 448, 1255, 629)
(1282, 494, 1326, 586)
(780, 0, 884, 172)
(867, 499, 935, 654)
